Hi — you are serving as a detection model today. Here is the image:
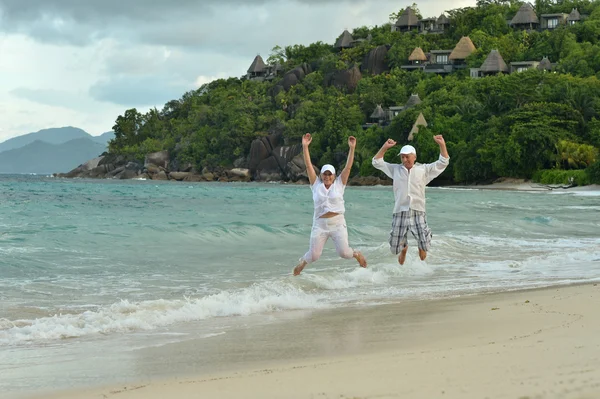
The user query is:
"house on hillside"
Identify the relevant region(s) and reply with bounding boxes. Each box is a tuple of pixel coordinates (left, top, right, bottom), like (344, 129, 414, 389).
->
(334, 30, 354, 49)
(510, 3, 540, 30)
(510, 60, 540, 73)
(537, 56, 554, 71)
(449, 36, 476, 68)
(401, 47, 428, 71)
(540, 13, 569, 29)
(418, 13, 451, 34)
(423, 50, 453, 74)
(247, 55, 267, 80)
(471, 50, 509, 78)
(363, 94, 422, 129)
(408, 113, 428, 141)
(567, 8, 582, 25)
(393, 8, 419, 32)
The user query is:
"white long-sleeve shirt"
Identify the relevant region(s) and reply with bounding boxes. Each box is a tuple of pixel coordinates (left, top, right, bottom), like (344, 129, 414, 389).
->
(311, 175, 346, 219)
(372, 154, 449, 213)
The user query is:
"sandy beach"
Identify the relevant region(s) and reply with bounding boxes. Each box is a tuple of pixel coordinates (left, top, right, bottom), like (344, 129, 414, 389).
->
(28, 283, 600, 399)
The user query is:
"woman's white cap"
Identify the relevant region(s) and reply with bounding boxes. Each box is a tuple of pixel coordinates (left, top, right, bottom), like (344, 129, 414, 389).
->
(399, 145, 417, 156)
(320, 164, 336, 174)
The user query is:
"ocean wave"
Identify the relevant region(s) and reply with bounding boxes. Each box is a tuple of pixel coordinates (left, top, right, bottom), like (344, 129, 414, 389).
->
(0, 281, 328, 345)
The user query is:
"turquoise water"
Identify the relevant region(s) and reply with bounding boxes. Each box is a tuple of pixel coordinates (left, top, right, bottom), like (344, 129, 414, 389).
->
(1, 175, 599, 394)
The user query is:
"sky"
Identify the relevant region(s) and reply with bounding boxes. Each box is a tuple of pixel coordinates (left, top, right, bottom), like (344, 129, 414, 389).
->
(0, 0, 476, 141)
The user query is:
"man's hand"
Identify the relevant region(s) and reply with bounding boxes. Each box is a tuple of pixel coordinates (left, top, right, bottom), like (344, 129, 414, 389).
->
(382, 139, 397, 149)
(302, 133, 312, 147)
(433, 135, 445, 146)
(348, 136, 356, 149)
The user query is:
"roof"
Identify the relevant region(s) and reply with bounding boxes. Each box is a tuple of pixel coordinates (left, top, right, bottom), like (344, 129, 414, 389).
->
(409, 47, 428, 62)
(396, 7, 419, 27)
(567, 8, 581, 21)
(479, 50, 509, 73)
(335, 30, 354, 48)
(247, 55, 266, 73)
(430, 49, 452, 54)
(449, 36, 476, 60)
(510, 61, 538, 66)
(370, 105, 386, 119)
(405, 94, 422, 108)
(437, 13, 450, 24)
(419, 17, 436, 22)
(408, 113, 428, 141)
(510, 3, 539, 25)
(541, 13, 568, 18)
(537, 57, 553, 71)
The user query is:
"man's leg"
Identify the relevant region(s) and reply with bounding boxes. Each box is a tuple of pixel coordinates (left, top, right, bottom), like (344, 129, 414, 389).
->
(409, 210, 432, 261)
(389, 212, 409, 265)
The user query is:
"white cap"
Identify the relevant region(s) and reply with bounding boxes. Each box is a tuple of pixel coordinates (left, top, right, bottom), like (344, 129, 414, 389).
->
(320, 164, 336, 175)
(399, 145, 417, 156)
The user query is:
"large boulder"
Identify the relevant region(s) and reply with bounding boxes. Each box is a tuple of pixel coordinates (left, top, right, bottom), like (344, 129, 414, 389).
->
(169, 172, 190, 181)
(145, 151, 169, 169)
(255, 156, 284, 181)
(287, 153, 318, 182)
(272, 144, 303, 173)
(361, 45, 390, 76)
(325, 65, 362, 93)
(248, 132, 284, 171)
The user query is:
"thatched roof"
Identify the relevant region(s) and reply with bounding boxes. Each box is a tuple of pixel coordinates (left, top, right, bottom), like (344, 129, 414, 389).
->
(371, 104, 386, 119)
(247, 55, 266, 73)
(405, 93, 422, 108)
(437, 13, 450, 25)
(567, 8, 581, 22)
(409, 47, 428, 62)
(408, 113, 428, 141)
(510, 3, 539, 25)
(479, 50, 509, 73)
(335, 30, 354, 49)
(537, 56, 553, 71)
(449, 36, 476, 60)
(396, 7, 419, 27)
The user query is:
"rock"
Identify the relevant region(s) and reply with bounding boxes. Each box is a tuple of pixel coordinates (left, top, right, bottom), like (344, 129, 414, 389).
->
(287, 153, 316, 182)
(118, 169, 140, 179)
(179, 163, 194, 172)
(203, 172, 215, 181)
(348, 176, 392, 186)
(152, 171, 169, 180)
(229, 168, 250, 178)
(169, 172, 190, 181)
(233, 157, 248, 169)
(145, 151, 169, 169)
(107, 166, 125, 178)
(183, 174, 206, 182)
(146, 164, 160, 174)
(361, 45, 390, 75)
(248, 132, 283, 171)
(325, 65, 362, 93)
(255, 156, 283, 181)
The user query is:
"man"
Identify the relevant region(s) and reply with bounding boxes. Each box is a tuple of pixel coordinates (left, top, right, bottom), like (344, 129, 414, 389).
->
(372, 135, 449, 265)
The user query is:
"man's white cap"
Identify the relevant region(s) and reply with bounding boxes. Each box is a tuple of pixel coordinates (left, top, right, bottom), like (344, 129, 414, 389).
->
(320, 164, 336, 174)
(399, 145, 417, 156)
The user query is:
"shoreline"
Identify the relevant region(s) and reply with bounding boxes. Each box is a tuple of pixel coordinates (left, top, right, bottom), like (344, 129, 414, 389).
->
(25, 282, 600, 399)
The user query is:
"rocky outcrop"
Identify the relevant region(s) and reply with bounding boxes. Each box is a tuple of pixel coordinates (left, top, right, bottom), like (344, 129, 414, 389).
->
(271, 63, 313, 95)
(145, 151, 169, 169)
(325, 65, 362, 93)
(361, 45, 390, 76)
(348, 176, 392, 186)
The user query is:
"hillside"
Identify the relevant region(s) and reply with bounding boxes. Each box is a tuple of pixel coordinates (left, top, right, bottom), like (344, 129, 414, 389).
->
(105, 1, 600, 185)
(0, 138, 107, 174)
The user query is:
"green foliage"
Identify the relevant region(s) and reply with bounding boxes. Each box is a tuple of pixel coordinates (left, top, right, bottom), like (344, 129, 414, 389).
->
(533, 169, 590, 186)
(104, 1, 600, 185)
(585, 158, 600, 183)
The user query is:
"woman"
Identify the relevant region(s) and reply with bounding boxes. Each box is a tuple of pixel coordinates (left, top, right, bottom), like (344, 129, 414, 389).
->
(293, 133, 367, 276)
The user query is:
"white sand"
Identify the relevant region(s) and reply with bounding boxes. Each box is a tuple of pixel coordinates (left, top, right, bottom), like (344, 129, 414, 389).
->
(32, 283, 600, 399)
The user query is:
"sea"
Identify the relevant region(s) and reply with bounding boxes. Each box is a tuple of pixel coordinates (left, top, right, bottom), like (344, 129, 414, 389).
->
(1, 174, 599, 396)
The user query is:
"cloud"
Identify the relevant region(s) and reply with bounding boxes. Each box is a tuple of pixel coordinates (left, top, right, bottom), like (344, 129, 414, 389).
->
(89, 75, 194, 107)
(10, 87, 92, 111)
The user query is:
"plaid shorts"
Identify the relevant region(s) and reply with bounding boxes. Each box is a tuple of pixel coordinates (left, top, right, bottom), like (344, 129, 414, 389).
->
(389, 210, 432, 254)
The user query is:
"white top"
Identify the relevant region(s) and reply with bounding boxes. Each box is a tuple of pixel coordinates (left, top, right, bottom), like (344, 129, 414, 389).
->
(372, 154, 449, 213)
(311, 175, 346, 219)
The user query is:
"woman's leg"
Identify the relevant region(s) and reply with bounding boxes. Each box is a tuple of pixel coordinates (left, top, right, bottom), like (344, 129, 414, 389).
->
(294, 221, 328, 275)
(330, 216, 367, 268)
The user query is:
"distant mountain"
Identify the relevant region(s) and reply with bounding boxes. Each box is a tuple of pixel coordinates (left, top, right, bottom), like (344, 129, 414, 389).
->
(0, 138, 107, 174)
(0, 127, 113, 153)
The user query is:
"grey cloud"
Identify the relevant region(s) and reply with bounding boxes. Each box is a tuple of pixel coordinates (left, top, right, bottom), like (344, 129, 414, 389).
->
(10, 87, 91, 110)
(89, 76, 193, 107)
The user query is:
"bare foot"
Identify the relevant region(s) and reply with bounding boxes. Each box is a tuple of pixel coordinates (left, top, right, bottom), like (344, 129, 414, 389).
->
(354, 251, 367, 268)
(419, 248, 427, 261)
(293, 260, 307, 276)
(398, 245, 408, 265)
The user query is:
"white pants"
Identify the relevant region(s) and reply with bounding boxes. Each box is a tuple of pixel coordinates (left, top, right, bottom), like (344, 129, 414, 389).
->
(302, 214, 354, 263)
